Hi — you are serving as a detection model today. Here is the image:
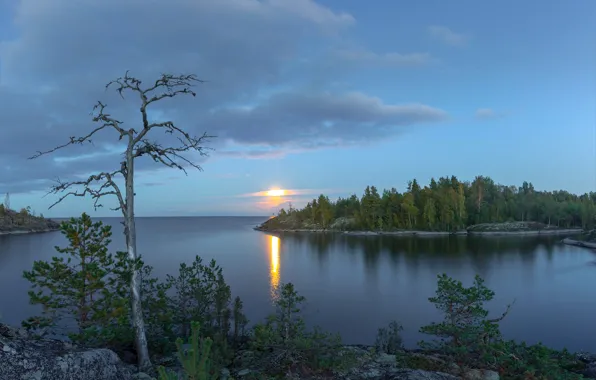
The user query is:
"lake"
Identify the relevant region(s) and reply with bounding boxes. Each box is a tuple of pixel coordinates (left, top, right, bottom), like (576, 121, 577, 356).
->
(1, 216, 595, 352)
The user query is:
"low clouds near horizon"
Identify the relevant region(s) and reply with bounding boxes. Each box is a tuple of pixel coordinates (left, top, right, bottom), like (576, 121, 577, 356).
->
(0, 0, 454, 197)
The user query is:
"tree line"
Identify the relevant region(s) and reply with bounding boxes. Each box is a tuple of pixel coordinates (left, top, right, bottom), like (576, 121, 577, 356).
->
(279, 176, 596, 231)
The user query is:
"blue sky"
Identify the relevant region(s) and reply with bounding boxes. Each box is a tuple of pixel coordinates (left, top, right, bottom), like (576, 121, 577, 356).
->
(0, 0, 594, 217)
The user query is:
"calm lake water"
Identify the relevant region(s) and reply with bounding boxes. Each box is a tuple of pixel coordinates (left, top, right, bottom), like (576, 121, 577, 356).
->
(1, 216, 595, 352)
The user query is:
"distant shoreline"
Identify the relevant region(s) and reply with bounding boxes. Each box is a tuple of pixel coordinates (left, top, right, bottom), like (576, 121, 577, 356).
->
(562, 238, 596, 250)
(0, 228, 60, 236)
(253, 227, 584, 237)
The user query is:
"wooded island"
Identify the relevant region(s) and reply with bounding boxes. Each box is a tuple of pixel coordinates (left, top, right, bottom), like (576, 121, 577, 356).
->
(257, 175, 596, 233)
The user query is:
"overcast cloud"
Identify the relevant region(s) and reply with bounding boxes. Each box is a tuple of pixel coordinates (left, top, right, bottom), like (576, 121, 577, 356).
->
(0, 0, 449, 195)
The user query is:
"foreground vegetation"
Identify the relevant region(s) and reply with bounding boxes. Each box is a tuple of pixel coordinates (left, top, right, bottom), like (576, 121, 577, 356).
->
(260, 176, 596, 232)
(17, 214, 593, 379)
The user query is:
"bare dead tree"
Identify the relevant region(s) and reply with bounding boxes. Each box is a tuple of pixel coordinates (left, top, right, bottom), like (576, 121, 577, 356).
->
(30, 71, 213, 370)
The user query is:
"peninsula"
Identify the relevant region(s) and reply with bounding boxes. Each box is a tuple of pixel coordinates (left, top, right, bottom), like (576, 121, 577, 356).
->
(255, 175, 593, 236)
(0, 203, 60, 235)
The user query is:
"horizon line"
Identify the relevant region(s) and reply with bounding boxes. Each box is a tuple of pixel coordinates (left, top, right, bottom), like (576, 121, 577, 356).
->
(47, 215, 271, 219)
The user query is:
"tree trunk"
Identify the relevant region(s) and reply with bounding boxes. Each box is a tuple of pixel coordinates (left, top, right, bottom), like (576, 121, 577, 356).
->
(125, 152, 152, 371)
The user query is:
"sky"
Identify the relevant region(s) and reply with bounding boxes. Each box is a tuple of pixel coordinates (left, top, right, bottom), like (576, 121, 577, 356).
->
(0, 0, 595, 217)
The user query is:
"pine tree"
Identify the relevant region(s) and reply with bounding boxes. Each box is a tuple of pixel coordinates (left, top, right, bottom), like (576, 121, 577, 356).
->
(22, 213, 128, 344)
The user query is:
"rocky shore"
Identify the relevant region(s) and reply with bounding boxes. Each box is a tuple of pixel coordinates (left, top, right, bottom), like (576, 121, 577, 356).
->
(562, 238, 596, 250)
(0, 227, 60, 236)
(0, 323, 137, 380)
(0, 209, 60, 236)
(254, 221, 584, 237)
(2, 321, 596, 379)
(0, 322, 460, 380)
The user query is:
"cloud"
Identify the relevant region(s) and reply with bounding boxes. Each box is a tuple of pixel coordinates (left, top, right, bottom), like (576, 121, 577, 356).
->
(428, 25, 470, 47)
(334, 49, 434, 67)
(239, 188, 343, 198)
(475, 108, 505, 120)
(205, 91, 448, 147)
(0, 0, 447, 196)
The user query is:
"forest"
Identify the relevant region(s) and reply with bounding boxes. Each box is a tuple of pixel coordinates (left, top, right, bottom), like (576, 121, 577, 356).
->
(273, 175, 596, 232)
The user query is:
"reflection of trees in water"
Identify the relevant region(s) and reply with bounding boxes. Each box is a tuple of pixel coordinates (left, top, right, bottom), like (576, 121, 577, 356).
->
(360, 237, 382, 283)
(287, 233, 557, 279)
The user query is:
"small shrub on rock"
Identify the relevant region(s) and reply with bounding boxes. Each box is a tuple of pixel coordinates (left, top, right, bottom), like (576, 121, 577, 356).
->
(418, 273, 587, 379)
(250, 283, 352, 376)
(374, 320, 404, 354)
(165, 256, 246, 371)
(157, 321, 219, 380)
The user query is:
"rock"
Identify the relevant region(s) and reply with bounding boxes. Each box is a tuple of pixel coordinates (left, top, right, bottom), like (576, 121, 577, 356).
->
(337, 349, 458, 380)
(236, 368, 251, 377)
(375, 353, 397, 365)
(463, 369, 500, 380)
(220, 367, 230, 380)
(577, 352, 596, 379)
(344, 368, 459, 380)
(132, 373, 153, 380)
(393, 369, 460, 379)
(582, 364, 596, 379)
(0, 322, 134, 380)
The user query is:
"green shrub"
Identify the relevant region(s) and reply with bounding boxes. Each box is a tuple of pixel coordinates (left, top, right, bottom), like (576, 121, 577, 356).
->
(418, 273, 586, 379)
(165, 256, 246, 370)
(22, 214, 130, 345)
(157, 321, 219, 380)
(374, 320, 404, 354)
(250, 283, 353, 375)
(419, 274, 509, 366)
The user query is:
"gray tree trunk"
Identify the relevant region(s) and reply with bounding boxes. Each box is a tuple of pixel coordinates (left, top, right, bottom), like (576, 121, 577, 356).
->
(125, 150, 152, 370)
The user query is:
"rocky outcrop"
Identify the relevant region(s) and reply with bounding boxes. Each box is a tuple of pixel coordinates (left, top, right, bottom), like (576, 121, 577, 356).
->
(467, 222, 583, 236)
(577, 352, 596, 379)
(0, 209, 60, 235)
(562, 238, 596, 250)
(0, 323, 135, 380)
(334, 351, 459, 380)
(231, 347, 501, 380)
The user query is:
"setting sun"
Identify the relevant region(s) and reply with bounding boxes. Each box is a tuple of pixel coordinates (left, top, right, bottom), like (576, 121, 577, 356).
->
(266, 189, 285, 197)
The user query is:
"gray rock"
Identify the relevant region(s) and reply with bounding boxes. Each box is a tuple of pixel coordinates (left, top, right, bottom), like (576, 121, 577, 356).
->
(375, 353, 397, 365)
(392, 369, 460, 379)
(337, 350, 458, 380)
(132, 373, 153, 380)
(343, 368, 459, 380)
(0, 323, 134, 380)
(236, 369, 251, 376)
(582, 364, 596, 379)
(463, 369, 500, 380)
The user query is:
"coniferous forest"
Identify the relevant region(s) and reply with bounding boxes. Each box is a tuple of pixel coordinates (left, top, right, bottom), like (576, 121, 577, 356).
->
(268, 175, 596, 232)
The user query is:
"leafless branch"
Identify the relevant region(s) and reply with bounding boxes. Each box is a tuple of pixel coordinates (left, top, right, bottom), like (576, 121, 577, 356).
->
(133, 131, 214, 174)
(30, 70, 212, 210)
(487, 299, 515, 323)
(45, 170, 125, 212)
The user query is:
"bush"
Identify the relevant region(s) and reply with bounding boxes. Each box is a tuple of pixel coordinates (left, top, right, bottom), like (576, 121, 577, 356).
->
(157, 321, 219, 380)
(250, 283, 353, 375)
(419, 274, 509, 366)
(21, 213, 245, 370)
(22, 213, 129, 345)
(418, 273, 586, 379)
(165, 256, 246, 370)
(374, 320, 404, 355)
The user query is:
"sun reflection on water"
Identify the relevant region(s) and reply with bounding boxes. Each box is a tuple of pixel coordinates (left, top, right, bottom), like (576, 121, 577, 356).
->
(269, 235, 280, 300)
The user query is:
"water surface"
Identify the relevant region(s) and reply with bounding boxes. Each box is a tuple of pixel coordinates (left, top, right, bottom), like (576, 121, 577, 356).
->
(1, 216, 594, 351)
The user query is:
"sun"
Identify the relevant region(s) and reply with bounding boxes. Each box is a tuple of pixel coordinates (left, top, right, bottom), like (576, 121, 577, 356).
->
(266, 189, 285, 197)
